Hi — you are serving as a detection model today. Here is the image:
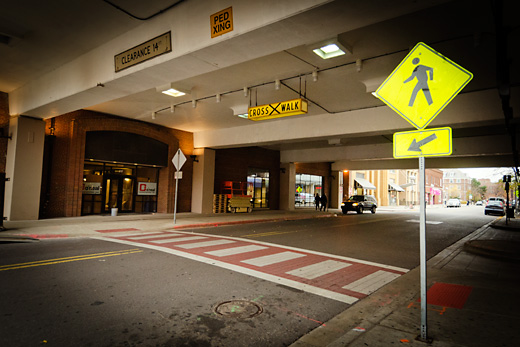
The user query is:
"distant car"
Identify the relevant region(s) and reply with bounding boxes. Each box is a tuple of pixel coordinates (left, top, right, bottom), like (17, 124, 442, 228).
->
(475, 201, 483, 206)
(446, 199, 461, 208)
(484, 200, 505, 216)
(488, 197, 505, 204)
(341, 195, 377, 214)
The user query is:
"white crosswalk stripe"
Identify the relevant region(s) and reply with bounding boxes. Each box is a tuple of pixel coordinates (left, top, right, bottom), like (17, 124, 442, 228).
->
(286, 260, 352, 279)
(205, 245, 268, 257)
(342, 270, 400, 294)
(151, 236, 207, 244)
(177, 239, 236, 249)
(241, 251, 306, 267)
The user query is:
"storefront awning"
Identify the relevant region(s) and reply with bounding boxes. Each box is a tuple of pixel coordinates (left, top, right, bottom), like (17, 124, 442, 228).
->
(354, 178, 376, 190)
(388, 183, 405, 192)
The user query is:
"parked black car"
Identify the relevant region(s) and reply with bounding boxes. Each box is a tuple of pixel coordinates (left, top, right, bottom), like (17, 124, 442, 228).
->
(484, 200, 505, 216)
(341, 195, 377, 214)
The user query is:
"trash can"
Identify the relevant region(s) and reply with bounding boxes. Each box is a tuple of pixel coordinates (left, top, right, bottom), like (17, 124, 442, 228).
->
(111, 208, 118, 216)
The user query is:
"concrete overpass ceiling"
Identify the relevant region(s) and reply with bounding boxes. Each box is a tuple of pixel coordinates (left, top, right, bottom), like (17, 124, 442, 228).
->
(1, 0, 518, 169)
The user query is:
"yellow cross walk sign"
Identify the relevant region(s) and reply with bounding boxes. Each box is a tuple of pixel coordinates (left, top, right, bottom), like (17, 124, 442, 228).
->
(393, 127, 452, 159)
(375, 42, 473, 130)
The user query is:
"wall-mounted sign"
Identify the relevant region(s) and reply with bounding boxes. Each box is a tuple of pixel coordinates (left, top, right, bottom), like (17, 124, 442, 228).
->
(83, 182, 101, 195)
(138, 182, 157, 196)
(115, 32, 172, 72)
(248, 98, 308, 121)
(211, 7, 233, 38)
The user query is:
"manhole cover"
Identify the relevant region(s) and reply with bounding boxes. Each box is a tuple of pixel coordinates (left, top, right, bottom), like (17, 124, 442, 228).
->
(214, 300, 263, 319)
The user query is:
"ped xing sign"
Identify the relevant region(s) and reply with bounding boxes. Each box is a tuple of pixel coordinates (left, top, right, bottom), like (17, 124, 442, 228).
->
(393, 127, 452, 159)
(248, 98, 308, 121)
(375, 42, 473, 129)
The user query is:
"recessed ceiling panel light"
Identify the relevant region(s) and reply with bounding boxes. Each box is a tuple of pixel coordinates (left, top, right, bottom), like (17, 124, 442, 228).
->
(162, 88, 186, 97)
(310, 37, 352, 60)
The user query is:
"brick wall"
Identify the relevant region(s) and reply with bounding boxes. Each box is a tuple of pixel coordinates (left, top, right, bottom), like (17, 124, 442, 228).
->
(215, 147, 280, 209)
(42, 110, 193, 218)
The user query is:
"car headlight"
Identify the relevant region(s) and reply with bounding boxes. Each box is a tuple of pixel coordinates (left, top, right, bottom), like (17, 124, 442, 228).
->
(352, 203, 358, 206)
(341, 202, 345, 206)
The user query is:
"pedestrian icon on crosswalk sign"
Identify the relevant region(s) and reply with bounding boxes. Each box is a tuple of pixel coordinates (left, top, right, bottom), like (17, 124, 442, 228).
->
(375, 42, 473, 130)
(404, 57, 434, 107)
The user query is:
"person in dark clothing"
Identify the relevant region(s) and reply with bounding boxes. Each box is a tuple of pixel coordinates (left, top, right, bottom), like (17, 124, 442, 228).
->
(320, 194, 328, 211)
(314, 193, 321, 210)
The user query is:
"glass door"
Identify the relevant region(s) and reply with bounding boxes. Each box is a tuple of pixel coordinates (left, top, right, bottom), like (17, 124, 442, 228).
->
(247, 169, 269, 208)
(105, 176, 119, 211)
(103, 175, 135, 213)
(121, 177, 134, 212)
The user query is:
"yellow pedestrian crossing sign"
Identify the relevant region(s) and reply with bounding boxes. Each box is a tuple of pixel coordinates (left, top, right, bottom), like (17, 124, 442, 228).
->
(393, 127, 452, 159)
(375, 42, 473, 130)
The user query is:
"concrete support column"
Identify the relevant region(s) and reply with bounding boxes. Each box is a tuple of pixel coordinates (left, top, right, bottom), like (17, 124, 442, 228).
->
(330, 171, 341, 209)
(191, 148, 215, 214)
(4, 116, 45, 220)
(279, 162, 295, 210)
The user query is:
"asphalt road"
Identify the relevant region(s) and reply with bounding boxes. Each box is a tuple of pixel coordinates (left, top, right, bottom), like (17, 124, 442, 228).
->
(0, 205, 494, 346)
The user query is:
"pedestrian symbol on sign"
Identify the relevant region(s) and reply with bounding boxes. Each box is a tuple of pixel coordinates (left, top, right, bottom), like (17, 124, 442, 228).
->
(374, 42, 472, 130)
(404, 57, 434, 107)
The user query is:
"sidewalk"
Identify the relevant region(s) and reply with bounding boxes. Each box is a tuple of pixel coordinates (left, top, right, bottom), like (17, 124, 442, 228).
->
(1, 208, 519, 346)
(0, 208, 338, 241)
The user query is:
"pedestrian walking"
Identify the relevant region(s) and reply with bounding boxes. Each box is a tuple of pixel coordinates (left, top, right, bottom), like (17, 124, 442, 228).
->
(320, 194, 328, 211)
(314, 193, 320, 210)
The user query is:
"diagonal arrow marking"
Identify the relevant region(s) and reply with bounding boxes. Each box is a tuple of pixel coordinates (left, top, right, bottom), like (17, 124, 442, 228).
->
(408, 133, 437, 152)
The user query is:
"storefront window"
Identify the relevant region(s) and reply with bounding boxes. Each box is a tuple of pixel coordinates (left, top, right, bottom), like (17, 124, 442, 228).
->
(295, 174, 322, 207)
(135, 166, 159, 213)
(82, 162, 104, 215)
(81, 161, 159, 215)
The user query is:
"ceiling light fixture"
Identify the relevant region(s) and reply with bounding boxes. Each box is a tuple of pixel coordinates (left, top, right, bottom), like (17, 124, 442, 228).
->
(156, 83, 191, 97)
(310, 37, 352, 60)
(231, 105, 249, 119)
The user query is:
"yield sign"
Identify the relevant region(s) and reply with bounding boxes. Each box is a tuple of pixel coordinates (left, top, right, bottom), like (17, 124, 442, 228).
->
(375, 42, 473, 130)
(172, 149, 186, 171)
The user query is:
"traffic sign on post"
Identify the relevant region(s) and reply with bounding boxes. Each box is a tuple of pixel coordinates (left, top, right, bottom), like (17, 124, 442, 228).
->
(172, 148, 186, 225)
(393, 127, 452, 159)
(172, 149, 186, 171)
(375, 42, 473, 129)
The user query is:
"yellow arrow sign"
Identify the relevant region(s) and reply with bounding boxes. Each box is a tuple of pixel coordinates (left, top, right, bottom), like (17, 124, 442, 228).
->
(393, 127, 452, 159)
(375, 42, 472, 130)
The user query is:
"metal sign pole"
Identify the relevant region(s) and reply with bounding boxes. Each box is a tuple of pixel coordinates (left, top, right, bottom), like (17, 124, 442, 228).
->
(419, 156, 428, 340)
(173, 172, 179, 224)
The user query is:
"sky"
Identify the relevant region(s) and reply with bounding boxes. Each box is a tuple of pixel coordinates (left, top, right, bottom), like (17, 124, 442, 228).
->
(453, 167, 513, 182)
